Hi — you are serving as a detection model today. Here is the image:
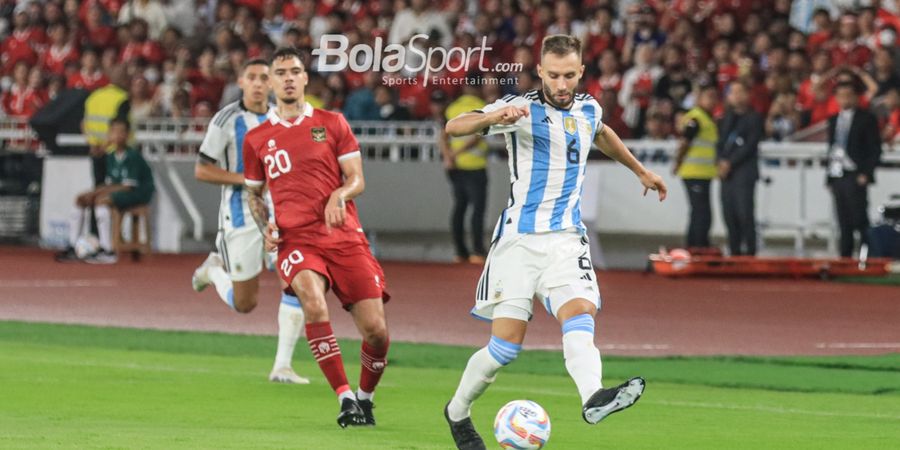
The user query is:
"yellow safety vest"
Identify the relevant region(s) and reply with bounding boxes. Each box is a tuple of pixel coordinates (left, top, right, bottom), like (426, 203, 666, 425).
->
(83, 84, 128, 149)
(446, 95, 488, 170)
(678, 107, 718, 180)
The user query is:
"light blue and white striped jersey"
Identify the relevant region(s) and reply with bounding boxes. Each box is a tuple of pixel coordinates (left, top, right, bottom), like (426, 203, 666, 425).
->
(480, 89, 603, 241)
(199, 101, 275, 231)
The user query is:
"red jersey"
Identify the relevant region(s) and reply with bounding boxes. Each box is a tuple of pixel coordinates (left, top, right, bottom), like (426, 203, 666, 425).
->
(41, 44, 80, 75)
(243, 103, 366, 247)
(68, 70, 109, 91)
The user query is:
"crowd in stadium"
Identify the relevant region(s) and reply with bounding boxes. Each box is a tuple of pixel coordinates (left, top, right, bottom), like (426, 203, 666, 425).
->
(2, 0, 900, 144)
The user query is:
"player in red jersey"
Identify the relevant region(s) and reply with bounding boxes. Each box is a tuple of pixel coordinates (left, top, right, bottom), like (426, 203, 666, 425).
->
(242, 47, 390, 428)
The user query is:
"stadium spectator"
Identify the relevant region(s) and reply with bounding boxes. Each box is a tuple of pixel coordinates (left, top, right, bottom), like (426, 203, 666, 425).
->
(117, 0, 167, 40)
(829, 12, 871, 67)
(878, 87, 900, 144)
(653, 45, 691, 109)
(120, 18, 163, 65)
(41, 22, 78, 76)
(870, 48, 900, 97)
(81, 4, 116, 50)
(389, 0, 453, 48)
(128, 76, 157, 121)
(619, 43, 662, 137)
(717, 80, 763, 257)
(441, 79, 488, 264)
(766, 92, 803, 141)
(373, 84, 411, 121)
(1, 10, 41, 75)
(67, 48, 108, 91)
(827, 81, 882, 258)
(1, 61, 45, 118)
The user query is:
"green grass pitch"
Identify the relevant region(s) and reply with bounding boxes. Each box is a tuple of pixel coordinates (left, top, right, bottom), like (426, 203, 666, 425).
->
(1, 321, 898, 449)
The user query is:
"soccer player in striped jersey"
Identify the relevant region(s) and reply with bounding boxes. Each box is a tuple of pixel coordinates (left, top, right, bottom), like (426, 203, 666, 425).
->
(443, 35, 667, 450)
(190, 58, 309, 385)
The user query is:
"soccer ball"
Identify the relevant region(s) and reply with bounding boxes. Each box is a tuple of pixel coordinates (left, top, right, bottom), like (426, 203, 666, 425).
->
(493, 400, 551, 449)
(74, 235, 100, 259)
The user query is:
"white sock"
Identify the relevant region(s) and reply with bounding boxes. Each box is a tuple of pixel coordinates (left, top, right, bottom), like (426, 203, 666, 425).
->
(94, 205, 112, 252)
(338, 389, 356, 404)
(447, 340, 513, 421)
(562, 314, 603, 405)
(357, 389, 373, 401)
(273, 294, 304, 369)
(69, 207, 90, 247)
(208, 265, 234, 309)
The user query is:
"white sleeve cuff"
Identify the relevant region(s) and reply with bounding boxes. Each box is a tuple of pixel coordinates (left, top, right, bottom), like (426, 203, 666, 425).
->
(337, 150, 361, 162)
(244, 178, 265, 187)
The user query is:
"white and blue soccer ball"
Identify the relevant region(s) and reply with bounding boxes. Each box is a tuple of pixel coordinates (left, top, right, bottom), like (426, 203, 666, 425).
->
(74, 235, 100, 259)
(493, 400, 551, 450)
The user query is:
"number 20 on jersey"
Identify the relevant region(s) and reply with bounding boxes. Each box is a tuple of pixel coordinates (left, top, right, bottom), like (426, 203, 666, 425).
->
(264, 149, 292, 179)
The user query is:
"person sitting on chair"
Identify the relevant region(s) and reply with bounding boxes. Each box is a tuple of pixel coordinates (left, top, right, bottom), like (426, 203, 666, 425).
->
(56, 118, 155, 264)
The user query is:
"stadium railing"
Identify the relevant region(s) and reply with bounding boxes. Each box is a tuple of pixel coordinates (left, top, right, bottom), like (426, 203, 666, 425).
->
(2, 117, 899, 253)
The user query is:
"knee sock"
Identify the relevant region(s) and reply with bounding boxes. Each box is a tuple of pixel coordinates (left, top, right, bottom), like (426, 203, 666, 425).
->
(94, 205, 112, 252)
(306, 321, 352, 402)
(447, 335, 520, 421)
(68, 208, 88, 247)
(562, 314, 603, 405)
(207, 265, 235, 310)
(273, 293, 304, 369)
(358, 337, 390, 401)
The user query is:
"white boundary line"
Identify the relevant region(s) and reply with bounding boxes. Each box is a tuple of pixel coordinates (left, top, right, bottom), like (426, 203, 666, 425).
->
(0, 279, 120, 288)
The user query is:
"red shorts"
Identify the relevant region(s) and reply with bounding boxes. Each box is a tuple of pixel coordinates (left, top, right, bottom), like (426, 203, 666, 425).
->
(278, 241, 390, 310)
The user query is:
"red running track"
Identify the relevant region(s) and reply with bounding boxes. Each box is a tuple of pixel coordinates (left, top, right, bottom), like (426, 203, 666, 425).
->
(0, 247, 897, 356)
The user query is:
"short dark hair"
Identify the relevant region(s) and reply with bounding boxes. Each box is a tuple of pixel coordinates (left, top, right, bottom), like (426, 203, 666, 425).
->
(109, 117, 130, 132)
(270, 46, 304, 66)
(241, 58, 268, 71)
(541, 34, 582, 58)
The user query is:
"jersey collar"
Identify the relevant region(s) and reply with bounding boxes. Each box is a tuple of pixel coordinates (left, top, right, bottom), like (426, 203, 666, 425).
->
(535, 89, 575, 111)
(270, 102, 314, 128)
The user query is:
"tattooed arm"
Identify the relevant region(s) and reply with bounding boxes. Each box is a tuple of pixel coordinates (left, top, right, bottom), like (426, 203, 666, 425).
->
(246, 183, 281, 251)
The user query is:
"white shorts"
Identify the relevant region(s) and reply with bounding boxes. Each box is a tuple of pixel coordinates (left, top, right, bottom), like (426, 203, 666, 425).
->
(216, 225, 265, 282)
(472, 230, 601, 322)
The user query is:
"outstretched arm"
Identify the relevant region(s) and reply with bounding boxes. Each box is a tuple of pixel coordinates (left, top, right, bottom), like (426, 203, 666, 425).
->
(595, 125, 668, 201)
(445, 106, 529, 137)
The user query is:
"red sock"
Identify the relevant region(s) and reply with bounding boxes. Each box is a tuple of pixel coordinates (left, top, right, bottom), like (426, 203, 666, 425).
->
(359, 337, 389, 394)
(306, 321, 351, 396)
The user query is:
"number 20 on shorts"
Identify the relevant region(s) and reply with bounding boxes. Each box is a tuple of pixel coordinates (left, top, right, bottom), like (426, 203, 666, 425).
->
(264, 149, 292, 179)
(280, 249, 304, 277)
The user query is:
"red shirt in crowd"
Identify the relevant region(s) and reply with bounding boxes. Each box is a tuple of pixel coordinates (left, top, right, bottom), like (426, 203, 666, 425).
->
(187, 70, 225, 106)
(120, 41, 164, 65)
(67, 70, 109, 91)
(1, 85, 48, 118)
(41, 44, 80, 75)
(829, 41, 872, 67)
(1, 29, 44, 74)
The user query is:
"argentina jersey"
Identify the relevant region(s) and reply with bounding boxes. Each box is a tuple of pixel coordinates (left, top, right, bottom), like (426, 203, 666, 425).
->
(199, 101, 275, 231)
(481, 90, 603, 241)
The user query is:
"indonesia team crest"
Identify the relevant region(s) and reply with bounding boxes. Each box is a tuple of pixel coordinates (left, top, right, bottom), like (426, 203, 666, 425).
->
(564, 117, 577, 134)
(311, 127, 326, 142)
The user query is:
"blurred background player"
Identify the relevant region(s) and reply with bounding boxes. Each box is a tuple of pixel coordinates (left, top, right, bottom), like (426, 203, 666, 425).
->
(673, 83, 719, 249)
(442, 35, 667, 450)
(242, 47, 391, 428)
(56, 118, 154, 264)
(190, 58, 308, 385)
